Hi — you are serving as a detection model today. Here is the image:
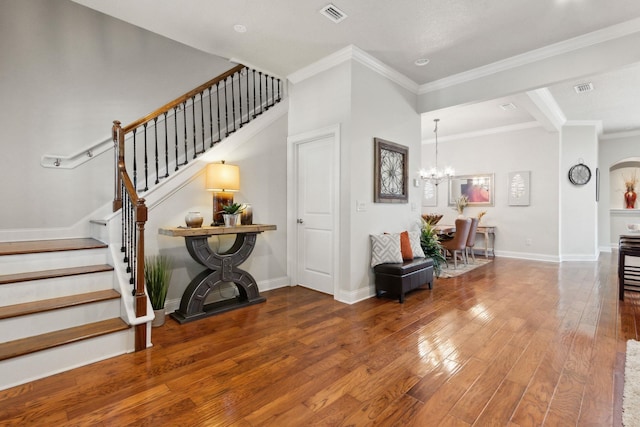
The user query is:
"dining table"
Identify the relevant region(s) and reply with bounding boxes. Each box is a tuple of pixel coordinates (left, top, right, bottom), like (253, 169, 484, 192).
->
(432, 223, 495, 258)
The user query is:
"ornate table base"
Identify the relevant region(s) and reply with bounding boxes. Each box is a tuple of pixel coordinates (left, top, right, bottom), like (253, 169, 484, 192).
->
(159, 225, 275, 324)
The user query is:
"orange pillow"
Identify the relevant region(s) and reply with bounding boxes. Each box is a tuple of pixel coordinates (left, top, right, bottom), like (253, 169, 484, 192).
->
(400, 231, 413, 261)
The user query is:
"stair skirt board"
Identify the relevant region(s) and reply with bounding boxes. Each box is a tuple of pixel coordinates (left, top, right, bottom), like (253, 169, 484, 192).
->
(0, 328, 134, 391)
(0, 272, 114, 306)
(0, 300, 121, 342)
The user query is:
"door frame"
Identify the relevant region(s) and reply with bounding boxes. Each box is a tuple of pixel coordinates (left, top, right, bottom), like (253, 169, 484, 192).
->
(287, 124, 341, 299)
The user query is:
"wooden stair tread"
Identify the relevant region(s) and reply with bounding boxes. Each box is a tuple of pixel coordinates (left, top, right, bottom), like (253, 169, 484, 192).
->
(0, 318, 129, 361)
(0, 238, 107, 256)
(0, 264, 114, 285)
(0, 289, 121, 320)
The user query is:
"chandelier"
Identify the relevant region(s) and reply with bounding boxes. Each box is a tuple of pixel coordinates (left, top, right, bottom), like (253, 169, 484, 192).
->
(419, 118, 454, 185)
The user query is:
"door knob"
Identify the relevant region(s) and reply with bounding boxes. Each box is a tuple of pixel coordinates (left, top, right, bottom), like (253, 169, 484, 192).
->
(297, 218, 304, 224)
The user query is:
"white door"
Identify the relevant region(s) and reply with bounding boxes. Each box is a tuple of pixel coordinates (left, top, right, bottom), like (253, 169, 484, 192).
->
(295, 135, 336, 295)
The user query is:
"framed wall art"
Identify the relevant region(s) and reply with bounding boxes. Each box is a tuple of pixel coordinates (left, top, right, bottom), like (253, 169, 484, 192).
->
(374, 138, 408, 203)
(448, 173, 494, 207)
(508, 171, 531, 206)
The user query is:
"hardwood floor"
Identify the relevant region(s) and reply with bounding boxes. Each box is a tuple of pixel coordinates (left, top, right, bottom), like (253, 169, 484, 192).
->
(0, 253, 637, 426)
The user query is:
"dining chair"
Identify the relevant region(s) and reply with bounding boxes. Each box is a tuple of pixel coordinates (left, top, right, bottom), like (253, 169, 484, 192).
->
(441, 218, 472, 269)
(465, 217, 479, 264)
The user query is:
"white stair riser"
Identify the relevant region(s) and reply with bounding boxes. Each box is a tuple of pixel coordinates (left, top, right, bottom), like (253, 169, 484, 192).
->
(0, 299, 121, 342)
(0, 249, 110, 275)
(0, 271, 114, 306)
(0, 329, 133, 391)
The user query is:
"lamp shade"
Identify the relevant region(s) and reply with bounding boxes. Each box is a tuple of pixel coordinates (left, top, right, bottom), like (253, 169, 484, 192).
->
(205, 162, 240, 192)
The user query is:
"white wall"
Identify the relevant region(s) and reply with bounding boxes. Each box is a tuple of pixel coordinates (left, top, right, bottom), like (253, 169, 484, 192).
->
(0, 0, 233, 232)
(287, 56, 421, 303)
(149, 114, 290, 307)
(421, 126, 560, 261)
(348, 62, 421, 297)
(559, 124, 599, 260)
(287, 61, 352, 300)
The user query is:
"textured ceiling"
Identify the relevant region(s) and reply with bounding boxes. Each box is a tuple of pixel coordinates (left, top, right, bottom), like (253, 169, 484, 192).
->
(72, 0, 640, 138)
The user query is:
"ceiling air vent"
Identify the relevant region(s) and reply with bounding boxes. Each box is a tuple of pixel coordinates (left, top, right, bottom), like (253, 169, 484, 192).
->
(320, 4, 348, 23)
(574, 82, 594, 94)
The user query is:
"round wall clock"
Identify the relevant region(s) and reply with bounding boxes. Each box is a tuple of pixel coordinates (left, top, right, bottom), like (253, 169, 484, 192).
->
(568, 163, 591, 185)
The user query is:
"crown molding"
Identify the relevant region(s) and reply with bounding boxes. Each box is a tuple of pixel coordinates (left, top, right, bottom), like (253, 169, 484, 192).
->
(418, 17, 640, 94)
(287, 45, 419, 93)
(601, 129, 640, 140)
(421, 121, 542, 144)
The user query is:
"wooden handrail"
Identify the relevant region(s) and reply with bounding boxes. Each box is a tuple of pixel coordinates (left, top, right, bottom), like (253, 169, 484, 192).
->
(122, 64, 246, 133)
(110, 63, 282, 350)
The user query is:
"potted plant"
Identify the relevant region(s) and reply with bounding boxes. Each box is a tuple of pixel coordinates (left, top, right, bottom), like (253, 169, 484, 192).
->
(144, 255, 172, 327)
(420, 219, 447, 277)
(219, 202, 245, 227)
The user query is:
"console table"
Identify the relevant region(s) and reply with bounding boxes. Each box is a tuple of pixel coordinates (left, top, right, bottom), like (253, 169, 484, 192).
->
(476, 225, 496, 258)
(158, 224, 276, 323)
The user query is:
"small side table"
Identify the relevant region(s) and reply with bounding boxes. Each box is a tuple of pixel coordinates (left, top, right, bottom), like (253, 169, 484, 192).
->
(159, 224, 276, 323)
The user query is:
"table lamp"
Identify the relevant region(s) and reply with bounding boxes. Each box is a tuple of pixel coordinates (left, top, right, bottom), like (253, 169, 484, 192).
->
(205, 161, 240, 225)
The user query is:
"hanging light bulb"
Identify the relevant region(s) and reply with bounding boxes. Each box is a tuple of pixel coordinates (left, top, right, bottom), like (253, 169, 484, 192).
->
(419, 118, 454, 185)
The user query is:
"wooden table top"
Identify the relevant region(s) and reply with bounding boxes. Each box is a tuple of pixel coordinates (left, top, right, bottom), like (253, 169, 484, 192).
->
(158, 224, 277, 237)
(433, 224, 495, 234)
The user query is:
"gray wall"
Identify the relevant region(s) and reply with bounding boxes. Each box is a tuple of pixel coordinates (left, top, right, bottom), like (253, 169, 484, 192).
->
(0, 0, 232, 232)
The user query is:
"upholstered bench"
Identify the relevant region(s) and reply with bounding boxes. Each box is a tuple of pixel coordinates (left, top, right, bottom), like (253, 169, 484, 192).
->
(373, 258, 434, 303)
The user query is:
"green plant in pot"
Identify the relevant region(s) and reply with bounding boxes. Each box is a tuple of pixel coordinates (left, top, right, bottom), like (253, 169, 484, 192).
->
(144, 255, 172, 327)
(218, 202, 245, 226)
(420, 219, 446, 277)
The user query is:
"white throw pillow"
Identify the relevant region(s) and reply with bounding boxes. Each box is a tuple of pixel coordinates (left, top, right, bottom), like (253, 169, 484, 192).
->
(408, 230, 426, 258)
(370, 234, 403, 267)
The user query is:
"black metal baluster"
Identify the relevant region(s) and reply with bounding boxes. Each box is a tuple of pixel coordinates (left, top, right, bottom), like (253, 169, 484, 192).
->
(183, 101, 188, 164)
(200, 92, 205, 152)
(173, 107, 179, 170)
(259, 72, 263, 115)
(231, 73, 237, 133)
(277, 78, 282, 103)
(132, 129, 138, 189)
(124, 192, 130, 265)
(270, 76, 275, 108)
(121, 180, 126, 257)
(224, 77, 229, 137)
(238, 71, 243, 128)
(163, 112, 169, 178)
(154, 117, 159, 185)
(143, 123, 149, 192)
(252, 69, 257, 119)
(129, 197, 134, 281)
(267, 74, 272, 109)
(131, 213, 137, 288)
(215, 82, 221, 143)
(245, 69, 250, 125)
(191, 96, 197, 159)
(208, 87, 214, 148)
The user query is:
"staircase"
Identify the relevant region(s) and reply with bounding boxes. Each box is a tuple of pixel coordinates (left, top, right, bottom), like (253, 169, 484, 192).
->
(0, 238, 133, 391)
(0, 64, 284, 391)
